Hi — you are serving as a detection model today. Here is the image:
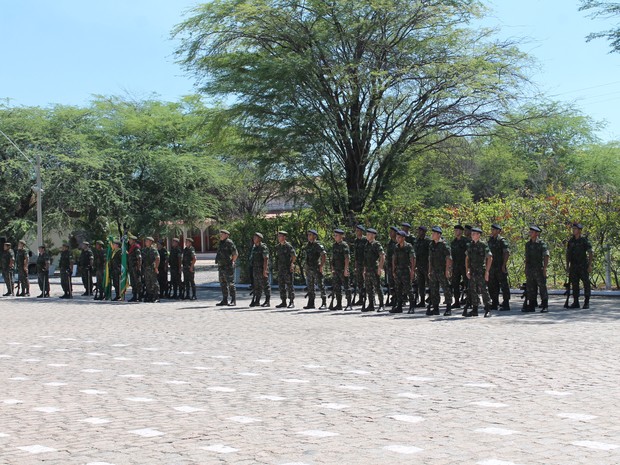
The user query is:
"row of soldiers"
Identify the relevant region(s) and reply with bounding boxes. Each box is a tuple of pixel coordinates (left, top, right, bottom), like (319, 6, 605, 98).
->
(213, 222, 593, 315)
(0, 236, 198, 302)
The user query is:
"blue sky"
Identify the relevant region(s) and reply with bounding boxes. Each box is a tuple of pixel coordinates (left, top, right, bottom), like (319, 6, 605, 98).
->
(1, 0, 619, 141)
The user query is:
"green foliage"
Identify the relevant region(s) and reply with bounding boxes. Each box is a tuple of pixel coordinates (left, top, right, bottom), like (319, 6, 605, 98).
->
(579, 0, 620, 52)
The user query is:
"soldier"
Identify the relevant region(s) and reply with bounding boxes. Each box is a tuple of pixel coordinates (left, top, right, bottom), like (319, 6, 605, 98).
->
(427, 226, 453, 316)
(488, 224, 511, 311)
(352, 225, 367, 306)
(465, 227, 493, 317)
(330, 228, 352, 310)
(157, 241, 169, 299)
(390, 230, 416, 314)
(250, 232, 270, 307)
(401, 223, 415, 247)
(78, 241, 94, 296)
(415, 226, 431, 307)
(464, 225, 472, 240)
(215, 229, 238, 306)
(36, 245, 50, 298)
(362, 228, 385, 312)
(110, 240, 123, 301)
(58, 242, 74, 299)
(1, 242, 15, 296)
(524, 225, 549, 313)
(93, 240, 106, 300)
(182, 237, 197, 300)
(274, 231, 295, 308)
(142, 237, 160, 302)
(385, 226, 398, 306)
(303, 229, 326, 309)
(15, 240, 30, 297)
(169, 238, 183, 299)
(450, 224, 470, 308)
(127, 234, 142, 302)
(566, 222, 593, 309)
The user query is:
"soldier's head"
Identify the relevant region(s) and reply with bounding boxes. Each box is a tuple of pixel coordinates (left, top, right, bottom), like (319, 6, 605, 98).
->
(333, 228, 345, 243)
(389, 226, 398, 240)
(253, 232, 263, 245)
(3, 242, 11, 250)
(431, 226, 442, 242)
(95, 240, 104, 250)
(307, 229, 318, 243)
(471, 227, 482, 243)
(417, 226, 427, 239)
(572, 222, 583, 237)
(128, 234, 137, 245)
(18, 239, 26, 250)
(172, 238, 180, 247)
(219, 229, 230, 241)
(62, 242, 69, 251)
(145, 237, 154, 247)
(401, 222, 411, 234)
(365, 228, 377, 241)
(529, 225, 541, 240)
(277, 231, 287, 244)
(185, 238, 194, 247)
(396, 230, 407, 245)
(355, 224, 365, 238)
(38, 245, 45, 253)
(464, 225, 472, 238)
(82, 241, 90, 250)
(491, 224, 502, 237)
(112, 240, 121, 250)
(454, 225, 464, 238)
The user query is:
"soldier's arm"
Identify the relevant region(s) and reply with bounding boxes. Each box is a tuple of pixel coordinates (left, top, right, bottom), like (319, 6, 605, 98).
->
(263, 256, 269, 277)
(378, 252, 385, 275)
(290, 248, 296, 270)
(344, 254, 350, 277)
(502, 246, 510, 272)
(543, 254, 549, 275)
(485, 254, 493, 280)
(190, 254, 196, 271)
(445, 255, 452, 279)
(465, 255, 470, 278)
(154, 253, 160, 271)
(320, 249, 326, 271)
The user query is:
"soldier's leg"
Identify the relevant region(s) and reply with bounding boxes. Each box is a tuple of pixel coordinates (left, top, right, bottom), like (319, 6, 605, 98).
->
(538, 270, 548, 311)
(416, 267, 427, 306)
(19, 270, 29, 295)
(228, 268, 236, 304)
(500, 271, 510, 306)
(218, 267, 228, 304)
(525, 271, 536, 312)
(487, 269, 499, 308)
(441, 274, 453, 315)
(190, 270, 196, 299)
(451, 269, 461, 306)
(375, 271, 384, 307)
(428, 273, 439, 313)
(261, 274, 270, 306)
(363, 272, 375, 310)
(278, 271, 286, 303)
(582, 268, 591, 308)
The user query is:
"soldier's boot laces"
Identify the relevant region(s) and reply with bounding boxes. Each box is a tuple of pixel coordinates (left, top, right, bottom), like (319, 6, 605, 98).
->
(303, 297, 315, 309)
(319, 297, 327, 310)
(582, 297, 590, 309)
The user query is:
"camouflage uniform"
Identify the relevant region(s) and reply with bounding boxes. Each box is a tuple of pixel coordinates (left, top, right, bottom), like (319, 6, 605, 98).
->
(275, 241, 295, 303)
(36, 250, 50, 297)
(158, 245, 169, 298)
(488, 234, 511, 308)
(363, 240, 384, 309)
(450, 235, 470, 306)
(182, 243, 197, 299)
(428, 239, 452, 311)
(385, 237, 397, 303)
(216, 237, 238, 304)
(303, 241, 326, 303)
(331, 240, 351, 304)
(15, 245, 30, 296)
(353, 235, 367, 302)
(143, 244, 160, 301)
(93, 246, 106, 299)
(392, 241, 416, 310)
(525, 238, 549, 309)
(78, 246, 94, 295)
(169, 244, 183, 298)
(251, 242, 270, 302)
(567, 235, 592, 305)
(1, 246, 14, 296)
(466, 240, 492, 311)
(58, 248, 73, 297)
(128, 243, 142, 300)
(415, 236, 432, 304)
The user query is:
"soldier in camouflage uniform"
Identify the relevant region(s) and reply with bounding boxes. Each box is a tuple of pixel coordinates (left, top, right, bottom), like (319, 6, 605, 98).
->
(78, 241, 94, 296)
(465, 227, 493, 317)
(362, 228, 385, 312)
(274, 231, 295, 308)
(303, 229, 326, 309)
(93, 240, 106, 300)
(1, 242, 15, 296)
(401, 223, 415, 247)
(182, 238, 197, 300)
(352, 225, 367, 306)
(15, 240, 30, 297)
(566, 223, 593, 309)
(390, 230, 416, 314)
(330, 228, 351, 310)
(427, 226, 453, 316)
(415, 226, 432, 307)
(127, 235, 142, 302)
(250, 233, 270, 307)
(215, 229, 238, 306)
(450, 225, 470, 308)
(36, 245, 50, 298)
(488, 224, 511, 311)
(385, 226, 398, 306)
(110, 240, 123, 301)
(142, 237, 161, 302)
(58, 242, 74, 299)
(524, 225, 549, 313)
(157, 241, 169, 299)
(169, 238, 183, 299)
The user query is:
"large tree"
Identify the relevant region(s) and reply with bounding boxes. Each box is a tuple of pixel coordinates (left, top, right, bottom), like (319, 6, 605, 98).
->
(174, 0, 532, 214)
(579, 1, 620, 52)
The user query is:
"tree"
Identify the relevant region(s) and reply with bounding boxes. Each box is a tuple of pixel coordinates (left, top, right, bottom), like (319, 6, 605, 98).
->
(173, 0, 532, 215)
(579, 1, 620, 52)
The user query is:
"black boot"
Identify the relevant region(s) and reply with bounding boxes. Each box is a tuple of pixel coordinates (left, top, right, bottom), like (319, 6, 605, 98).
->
(432, 305, 440, 316)
(319, 297, 327, 310)
(287, 298, 295, 308)
(333, 297, 343, 311)
(465, 307, 479, 317)
(407, 299, 415, 314)
(377, 295, 385, 312)
(362, 296, 374, 312)
(582, 297, 590, 309)
(484, 305, 491, 318)
(275, 299, 287, 308)
(249, 296, 259, 307)
(261, 297, 270, 307)
(228, 297, 236, 306)
(500, 301, 511, 311)
(540, 299, 548, 313)
(490, 300, 499, 310)
(303, 297, 315, 309)
(344, 297, 353, 311)
(443, 303, 452, 316)
(389, 300, 403, 313)
(569, 299, 580, 309)
(216, 298, 228, 306)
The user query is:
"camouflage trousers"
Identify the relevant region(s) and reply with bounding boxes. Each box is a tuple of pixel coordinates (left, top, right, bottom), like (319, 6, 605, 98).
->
(80, 267, 93, 294)
(354, 264, 365, 295)
(183, 267, 196, 298)
(416, 265, 428, 301)
(253, 268, 271, 301)
(170, 267, 182, 296)
(305, 268, 325, 299)
(158, 268, 168, 297)
(37, 271, 49, 294)
(451, 263, 468, 304)
(218, 265, 236, 301)
(468, 271, 490, 309)
(428, 270, 453, 307)
(488, 267, 510, 304)
(569, 265, 590, 299)
(526, 267, 548, 302)
(144, 267, 160, 299)
(18, 268, 29, 295)
(332, 268, 350, 300)
(60, 268, 72, 295)
(2, 268, 13, 294)
(394, 267, 414, 303)
(364, 268, 383, 303)
(95, 268, 104, 296)
(277, 269, 293, 301)
(129, 268, 142, 296)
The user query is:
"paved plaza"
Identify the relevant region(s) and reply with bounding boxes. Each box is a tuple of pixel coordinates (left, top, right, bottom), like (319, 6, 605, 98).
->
(0, 283, 619, 465)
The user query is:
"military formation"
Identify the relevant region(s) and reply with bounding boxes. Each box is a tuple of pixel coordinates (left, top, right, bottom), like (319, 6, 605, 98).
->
(0, 222, 595, 314)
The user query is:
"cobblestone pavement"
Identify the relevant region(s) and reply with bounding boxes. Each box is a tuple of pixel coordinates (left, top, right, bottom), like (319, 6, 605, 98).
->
(0, 283, 619, 465)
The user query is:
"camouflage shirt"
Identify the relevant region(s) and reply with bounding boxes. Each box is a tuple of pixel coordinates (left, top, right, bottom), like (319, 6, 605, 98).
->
(251, 243, 269, 271)
(393, 242, 415, 270)
(182, 246, 196, 268)
(415, 237, 432, 268)
(1, 248, 14, 271)
(331, 241, 350, 270)
(216, 238, 238, 267)
(304, 241, 325, 270)
(428, 239, 451, 271)
(566, 235, 592, 267)
(59, 249, 72, 271)
(169, 246, 182, 270)
(525, 239, 549, 269)
(15, 248, 29, 268)
(275, 241, 295, 270)
(143, 245, 159, 268)
(451, 236, 471, 266)
(467, 240, 491, 272)
(488, 235, 510, 269)
(363, 240, 384, 271)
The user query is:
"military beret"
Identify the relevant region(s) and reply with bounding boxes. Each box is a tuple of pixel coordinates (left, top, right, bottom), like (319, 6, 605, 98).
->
(572, 223, 583, 229)
(471, 227, 483, 234)
(185, 237, 194, 243)
(277, 230, 288, 236)
(418, 226, 427, 232)
(82, 241, 90, 246)
(431, 226, 442, 234)
(145, 236, 154, 242)
(464, 225, 472, 230)
(128, 234, 137, 240)
(96, 240, 104, 245)
(307, 229, 318, 236)
(366, 228, 378, 234)
(220, 229, 230, 235)
(529, 225, 541, 232)
(172, 237, 180, 243)
(18, 239, 27, 245)
(390, 226, 399, 232)
(454, 224, 464, 230)
(333, 228, 345, 235)
(397, 230, 408, 237)
(356, 224, 366, 232)
(491, 224, 502, 231)
(254, 232, 264, 239)
(401, 222, 411, 228)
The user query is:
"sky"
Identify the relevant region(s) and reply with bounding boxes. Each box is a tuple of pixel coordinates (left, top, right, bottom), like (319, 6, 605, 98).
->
(1, 0, 619, 141)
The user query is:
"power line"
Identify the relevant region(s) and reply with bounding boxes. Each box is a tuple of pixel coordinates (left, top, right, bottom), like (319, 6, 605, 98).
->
(550, 80, 620, 97)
